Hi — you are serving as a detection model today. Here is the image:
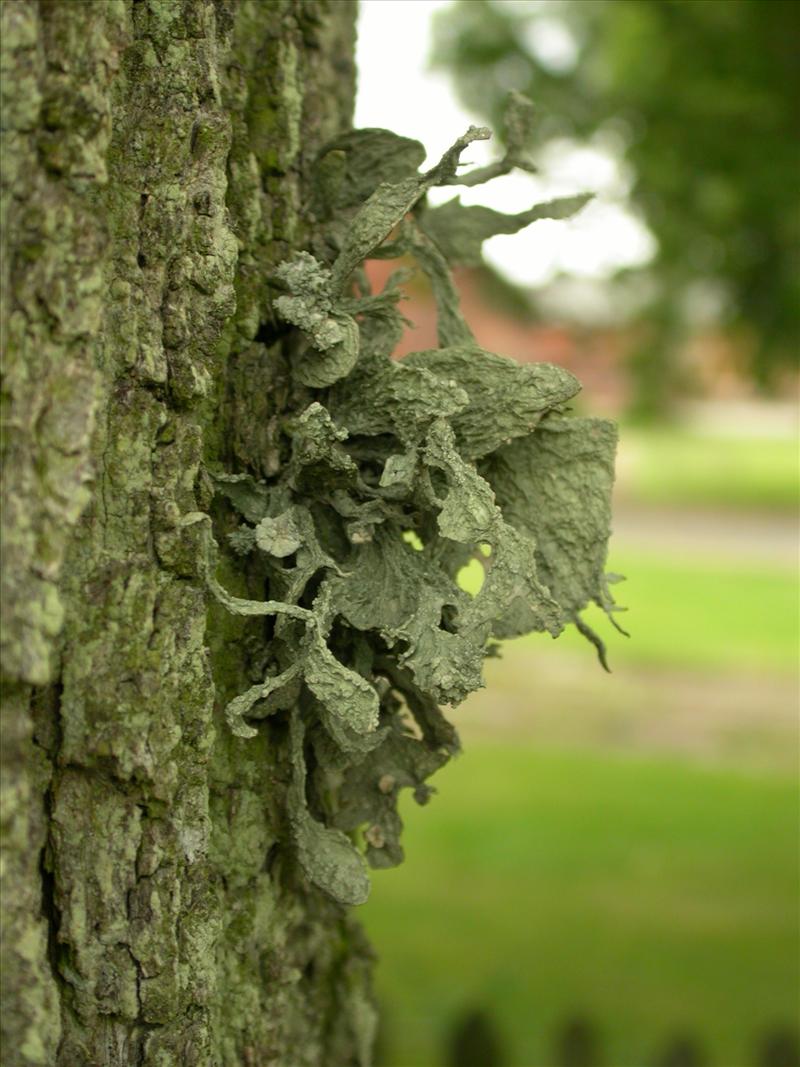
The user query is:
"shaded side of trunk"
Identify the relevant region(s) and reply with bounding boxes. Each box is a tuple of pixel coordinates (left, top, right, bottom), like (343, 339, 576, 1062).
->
(1, 2, 371, 1064)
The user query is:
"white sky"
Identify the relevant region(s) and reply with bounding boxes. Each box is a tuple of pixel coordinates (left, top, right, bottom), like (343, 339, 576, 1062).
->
(355, 0, 656, 288)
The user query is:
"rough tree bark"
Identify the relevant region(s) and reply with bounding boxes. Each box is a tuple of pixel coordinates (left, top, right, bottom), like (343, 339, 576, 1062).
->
(1, 2, 373, 1064)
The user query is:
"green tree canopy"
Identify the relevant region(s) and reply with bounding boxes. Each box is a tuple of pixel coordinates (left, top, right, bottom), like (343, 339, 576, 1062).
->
(433, 0, 800, 397)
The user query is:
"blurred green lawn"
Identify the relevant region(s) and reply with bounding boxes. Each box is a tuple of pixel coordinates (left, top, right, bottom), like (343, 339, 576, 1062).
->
(363, 749, 799, 1067)
(617, 426, 799, 511)
(544, 548, 798, 676)
(362, 424, 799, 1067)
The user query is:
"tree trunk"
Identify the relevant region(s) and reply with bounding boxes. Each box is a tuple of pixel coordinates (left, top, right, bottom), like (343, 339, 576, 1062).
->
(1, 3, 372, 1064)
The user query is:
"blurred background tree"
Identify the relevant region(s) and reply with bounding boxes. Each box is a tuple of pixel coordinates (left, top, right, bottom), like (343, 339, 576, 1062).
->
(432, 0, 800, 417)
(355, 5, 798, 1064)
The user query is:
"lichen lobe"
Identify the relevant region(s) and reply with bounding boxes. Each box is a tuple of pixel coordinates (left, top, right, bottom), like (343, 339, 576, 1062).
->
(212, 105, 618, 904)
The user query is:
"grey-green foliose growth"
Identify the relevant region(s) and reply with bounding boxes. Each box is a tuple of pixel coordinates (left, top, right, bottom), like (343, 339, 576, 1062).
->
(209, 95, 624, 906)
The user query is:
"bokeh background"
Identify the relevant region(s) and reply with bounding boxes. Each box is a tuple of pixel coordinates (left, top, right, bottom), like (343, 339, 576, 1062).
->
(353, 3, 799, 1065)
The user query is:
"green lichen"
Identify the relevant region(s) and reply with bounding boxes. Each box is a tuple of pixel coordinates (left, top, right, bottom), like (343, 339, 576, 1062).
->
(210, 103, 619, 905)
(3, 2, 369, 1063)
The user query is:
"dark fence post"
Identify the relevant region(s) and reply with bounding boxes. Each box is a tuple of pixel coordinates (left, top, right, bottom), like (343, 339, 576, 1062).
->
(757, 1026, 800, 1067)
(553, 1015, 603, 1067)
(654, 1033, 707, 1067)
(446, 1007, 508, 1067)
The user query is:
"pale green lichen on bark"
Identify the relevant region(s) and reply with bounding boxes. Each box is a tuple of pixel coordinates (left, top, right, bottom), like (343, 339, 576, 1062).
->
(210, 110, 620, 907)
(1, 0, 125, 1061)
(2, 2, 372, 1066)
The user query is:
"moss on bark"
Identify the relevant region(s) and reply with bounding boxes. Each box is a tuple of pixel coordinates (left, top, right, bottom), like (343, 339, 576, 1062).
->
(1, 2, 370, 1064)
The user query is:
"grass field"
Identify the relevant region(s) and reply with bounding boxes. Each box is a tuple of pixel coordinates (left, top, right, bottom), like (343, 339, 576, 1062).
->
(362, 422, 798, 1067)
(616, 426, 798, 511)
(362, 748, 799, 1067)
(540, 548, 799, 676)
